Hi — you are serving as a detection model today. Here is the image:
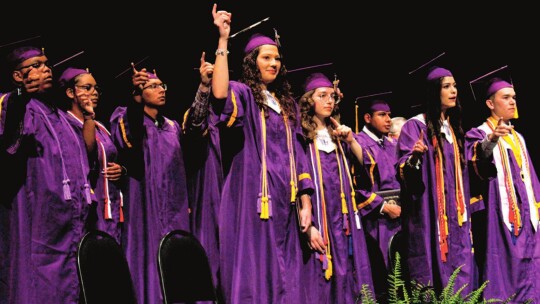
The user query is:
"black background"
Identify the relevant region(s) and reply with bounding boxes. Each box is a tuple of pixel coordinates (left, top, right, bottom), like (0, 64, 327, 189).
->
(2, 1, 539, 168)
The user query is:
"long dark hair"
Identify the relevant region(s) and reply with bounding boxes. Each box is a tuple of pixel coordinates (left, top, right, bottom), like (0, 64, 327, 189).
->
(239, 47, 296, 121)
(424, 76, 465, 167)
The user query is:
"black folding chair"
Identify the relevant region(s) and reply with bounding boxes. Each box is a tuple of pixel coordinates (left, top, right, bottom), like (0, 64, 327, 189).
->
(388, 230, 405, 271)
(158, 229, 217, 304)
(77, 230, 137, 304)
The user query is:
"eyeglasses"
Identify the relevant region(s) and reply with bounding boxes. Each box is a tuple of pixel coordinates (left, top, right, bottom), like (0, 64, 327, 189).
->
(17, 61, 52, 71)
(75, 84, 101, 96)
(142, 83, 167, 91)
(315, 92, 341, 104)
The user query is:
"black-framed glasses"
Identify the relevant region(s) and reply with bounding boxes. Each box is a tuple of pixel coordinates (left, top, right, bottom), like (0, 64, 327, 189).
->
(142, 83, 167, 91)
(17, 61, 52, 71)
(75, 84, 102, 96)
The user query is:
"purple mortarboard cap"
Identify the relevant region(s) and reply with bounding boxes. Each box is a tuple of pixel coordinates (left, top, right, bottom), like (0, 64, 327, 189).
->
(469, 65, 514, 101)
(356, 91, 392, 114)
(426, 66, 453, 81)
(367, 99, 391, 112)
(6, 46, 44, 70)
(244, 33, 277, 54)
(486, 79, 512, 97)
(303, 72, 333, 93)
(469, 65, 518, 118)
(147, 72, 158, 79)
(59, 67, 89, 87)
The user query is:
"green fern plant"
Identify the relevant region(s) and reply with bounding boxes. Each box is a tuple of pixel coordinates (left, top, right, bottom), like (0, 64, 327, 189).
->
(357, 284, 377, 304)
(355, 252, 525, 303)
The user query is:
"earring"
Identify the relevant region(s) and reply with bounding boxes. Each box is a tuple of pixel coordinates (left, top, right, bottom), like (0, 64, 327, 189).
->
(17, 87, 22, 96)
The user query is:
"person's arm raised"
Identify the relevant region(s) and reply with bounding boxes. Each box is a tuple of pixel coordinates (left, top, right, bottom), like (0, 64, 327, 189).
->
(211, 3, 232, 99)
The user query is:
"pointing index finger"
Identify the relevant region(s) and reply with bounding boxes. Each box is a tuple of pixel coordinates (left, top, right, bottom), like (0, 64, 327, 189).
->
(329, 117, 340, 128)
(201, 51, 206, 64)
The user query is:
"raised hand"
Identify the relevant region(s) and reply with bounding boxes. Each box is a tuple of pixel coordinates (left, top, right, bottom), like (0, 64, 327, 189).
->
(489, 116, 513, 142)
(22, 68, 42, 94)
(330, 117, 354, 145)
(409, 129, 428, 166)
(131, 62, 148, 90)
(212, 3, 232, 39)
(412, 129, 428, 153)
(199, 51, 213, 87)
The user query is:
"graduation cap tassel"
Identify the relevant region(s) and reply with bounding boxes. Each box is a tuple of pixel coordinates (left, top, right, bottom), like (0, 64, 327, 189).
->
(260, 196, 269, 220)
(63, 179, 72, 201)
(290, 181, 296, 203)
(84, 184, 92, 205)
(324, 254, 333, 280)
(341, 193, 350, 234)
(267, 195, 272, 217)
(257, 193, 262, 214)
(104, 198, 112, 220)
(119, 192, 125, 223)
(321, 253, 328, 270)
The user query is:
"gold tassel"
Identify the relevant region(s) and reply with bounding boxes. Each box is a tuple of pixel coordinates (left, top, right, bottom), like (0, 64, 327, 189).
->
(324, 254, 333, 280)
(290, 180, 296, 202)
(260, 196, 269, 219)
(515, 207, 522, 231)
(444, 214, 449, 235)
(341, 192, 348, 214)
(513, 105, 519, 119)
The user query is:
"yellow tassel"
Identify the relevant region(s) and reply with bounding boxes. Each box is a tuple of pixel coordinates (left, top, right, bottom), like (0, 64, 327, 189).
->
(324, 254, 333, 280)
(260, 197, 269, 219)
(457, 210, 463, 227)
(350, 191, 357, 209)
(290, 180, 296, 202)
(443, 214, 449, 235)
(341, 192, 348, 214)
(515, 207, 522, 229)
(513, 105, 519, 119)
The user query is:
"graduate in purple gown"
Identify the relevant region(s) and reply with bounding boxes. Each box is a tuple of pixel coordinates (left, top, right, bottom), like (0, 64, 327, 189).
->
(396, 66, 475, 294)
(465, 74, 540, 303)
(211, 5, 315, 304)
(59, 67, 124, 242)
(182, 52, 223, 295)
(110, 68, 190, 303)
(0, 47, 93, 304)
(354, 97, 401, 301)
(298, 72, 374, 303)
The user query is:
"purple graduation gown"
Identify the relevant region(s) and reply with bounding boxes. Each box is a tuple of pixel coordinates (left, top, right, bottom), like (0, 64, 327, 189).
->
(110, 107, 190, 303)
(354, 131, 401, 296)
(215, 81, 314, 304)
(305, 140, 374, 304)
(66, 113, 123, 242)
(0, 93, 92, 304)
(466, 125, 540, 303)
(396, 115, 475, 294)
(183, 103, 223, 291)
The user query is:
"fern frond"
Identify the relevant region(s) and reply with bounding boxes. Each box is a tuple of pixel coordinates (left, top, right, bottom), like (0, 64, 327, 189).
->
(388, 252, 409, 304)
(357, 284, 377, 304)
(440, 264, 463, 301)
(464, 280, 488, 304)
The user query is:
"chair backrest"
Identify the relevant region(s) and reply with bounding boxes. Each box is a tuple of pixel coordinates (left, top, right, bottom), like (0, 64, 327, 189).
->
(388, 230, 405, 271)
(158, 229, 217, 304)
(77, 230, 137, 304)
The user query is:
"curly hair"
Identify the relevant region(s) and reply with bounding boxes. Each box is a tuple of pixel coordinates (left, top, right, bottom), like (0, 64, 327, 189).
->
(299, 90, 341, 142)
(423, 76, 465, 168)
(239, 47, 296, 121)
